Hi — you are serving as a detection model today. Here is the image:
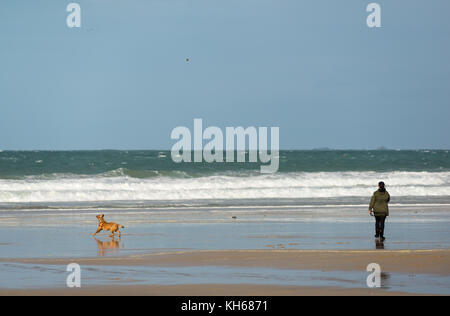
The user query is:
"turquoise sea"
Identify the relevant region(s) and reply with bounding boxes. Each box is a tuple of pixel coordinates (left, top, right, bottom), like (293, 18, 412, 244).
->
(0, 150, 449, 209)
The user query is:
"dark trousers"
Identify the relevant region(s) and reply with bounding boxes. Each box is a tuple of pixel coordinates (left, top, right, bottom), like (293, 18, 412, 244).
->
(375, 216, 386, 237)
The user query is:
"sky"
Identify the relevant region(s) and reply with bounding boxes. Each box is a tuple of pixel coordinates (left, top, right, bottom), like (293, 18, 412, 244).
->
(0, 0, 449, 150)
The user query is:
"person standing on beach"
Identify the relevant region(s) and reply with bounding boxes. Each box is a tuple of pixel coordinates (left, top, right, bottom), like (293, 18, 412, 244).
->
(369, 182, 390, 241)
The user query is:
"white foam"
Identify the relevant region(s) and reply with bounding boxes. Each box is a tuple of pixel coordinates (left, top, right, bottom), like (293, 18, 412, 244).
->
(0, 171, 449, 203)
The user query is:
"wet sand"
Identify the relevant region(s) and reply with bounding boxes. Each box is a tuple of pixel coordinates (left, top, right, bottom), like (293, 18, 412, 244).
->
(2, 249, 449, 275)
(1, 205, 449, 295)
(0, 284, 427, 296)
(0, 249, 449, 295)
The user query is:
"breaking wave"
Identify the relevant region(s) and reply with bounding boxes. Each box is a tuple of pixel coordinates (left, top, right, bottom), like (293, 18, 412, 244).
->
(0, 171, 449, 204)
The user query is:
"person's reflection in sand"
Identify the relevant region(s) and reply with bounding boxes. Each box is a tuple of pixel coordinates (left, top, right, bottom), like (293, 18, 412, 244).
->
(380, 272, 391, 289)
(375, 239, 385, 250)
(94, 237, 122, 256)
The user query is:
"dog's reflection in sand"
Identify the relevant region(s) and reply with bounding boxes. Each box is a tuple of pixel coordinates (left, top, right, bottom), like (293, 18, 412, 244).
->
(94, 237, 123, 256)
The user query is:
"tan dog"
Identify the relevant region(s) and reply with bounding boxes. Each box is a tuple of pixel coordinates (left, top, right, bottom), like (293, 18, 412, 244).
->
(93, 214, 124, 238)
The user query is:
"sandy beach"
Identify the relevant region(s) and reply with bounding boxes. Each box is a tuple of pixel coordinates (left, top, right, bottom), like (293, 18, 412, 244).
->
(0, 284, 429, 296)
(0, 249, 449, 295)
(1, 204, 449, 296)
(3, 249, 449, 275)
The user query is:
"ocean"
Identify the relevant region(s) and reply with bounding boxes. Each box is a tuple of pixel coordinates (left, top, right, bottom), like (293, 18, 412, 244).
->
(0, 150, 450, 210)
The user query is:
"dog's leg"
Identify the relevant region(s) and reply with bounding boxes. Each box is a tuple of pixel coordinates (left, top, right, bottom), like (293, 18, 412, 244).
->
(109, 229, 115, 238)
(92, 227, 102, 236)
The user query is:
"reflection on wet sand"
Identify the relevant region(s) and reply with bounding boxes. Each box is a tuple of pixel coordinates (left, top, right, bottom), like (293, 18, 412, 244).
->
(94, 237, 122, 256)
(376, 239, 385, 250)
(380, 272, 391, 289)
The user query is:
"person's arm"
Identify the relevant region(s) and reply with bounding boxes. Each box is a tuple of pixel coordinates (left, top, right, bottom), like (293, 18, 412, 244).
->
(369, 193, 375, 214)
(386, 192, 390, 216)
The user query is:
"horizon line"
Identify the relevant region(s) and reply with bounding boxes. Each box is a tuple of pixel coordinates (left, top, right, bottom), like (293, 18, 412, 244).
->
(1, 148, 449, 152)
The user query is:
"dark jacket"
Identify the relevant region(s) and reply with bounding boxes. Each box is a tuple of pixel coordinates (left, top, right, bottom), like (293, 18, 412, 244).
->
(369, 190, 390, 216)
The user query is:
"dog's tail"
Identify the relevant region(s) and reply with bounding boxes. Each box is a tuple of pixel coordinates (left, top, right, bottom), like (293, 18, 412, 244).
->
(120, 225, 125, 228)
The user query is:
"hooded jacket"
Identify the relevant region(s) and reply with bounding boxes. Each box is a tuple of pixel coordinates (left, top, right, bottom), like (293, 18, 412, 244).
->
(369, 190, 390, 216)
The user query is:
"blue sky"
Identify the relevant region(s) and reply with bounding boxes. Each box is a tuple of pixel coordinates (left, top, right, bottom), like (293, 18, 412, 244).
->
(1, 0, 449, 150)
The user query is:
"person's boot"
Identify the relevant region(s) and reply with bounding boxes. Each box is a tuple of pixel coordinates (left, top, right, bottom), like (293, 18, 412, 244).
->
(375, 226, 381, 238)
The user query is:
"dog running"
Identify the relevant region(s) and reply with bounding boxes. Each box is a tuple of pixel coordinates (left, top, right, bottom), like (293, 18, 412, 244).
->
(93, 214, 124, 238)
